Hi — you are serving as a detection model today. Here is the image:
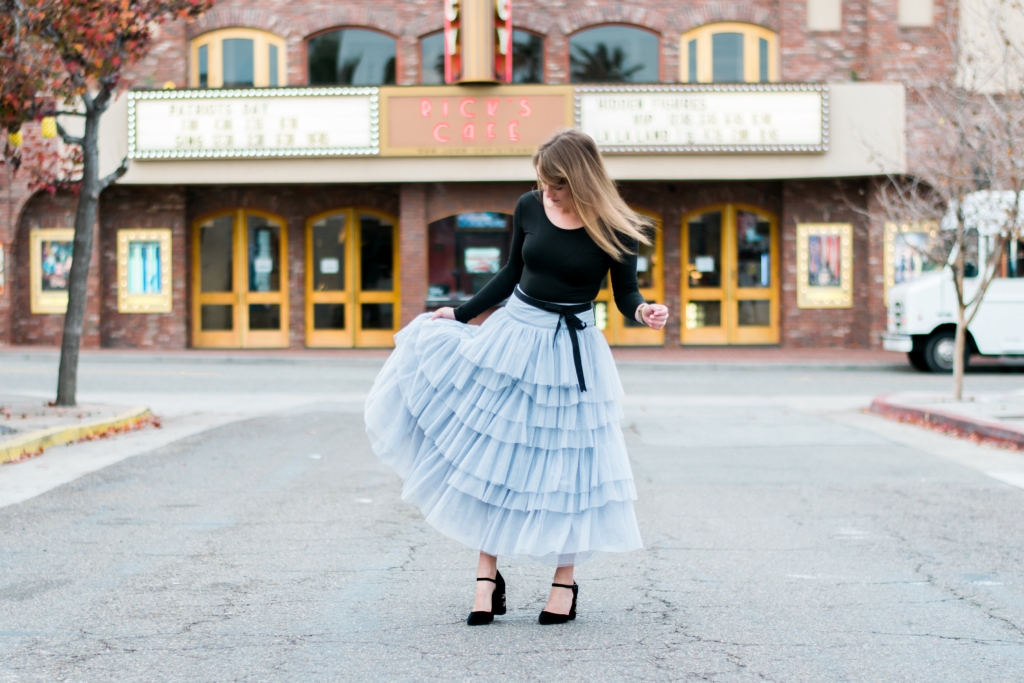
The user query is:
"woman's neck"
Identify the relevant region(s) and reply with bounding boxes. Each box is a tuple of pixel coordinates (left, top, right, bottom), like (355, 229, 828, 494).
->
(542, 194, 584, 231)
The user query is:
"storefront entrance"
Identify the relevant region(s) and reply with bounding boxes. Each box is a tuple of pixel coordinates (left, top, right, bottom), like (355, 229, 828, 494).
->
(192, 210, 289, 348)
(305, 209, 400, 348)
(594, 210, 664, 345)
(681, 204, 779, 345)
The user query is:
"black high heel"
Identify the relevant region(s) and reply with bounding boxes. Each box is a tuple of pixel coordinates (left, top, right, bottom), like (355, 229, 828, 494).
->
(538, 581, 577, 625)
(466, 570, 506, 625)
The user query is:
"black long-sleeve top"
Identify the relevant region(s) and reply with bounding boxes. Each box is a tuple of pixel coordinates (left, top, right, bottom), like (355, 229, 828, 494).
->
(454, 192, 647, 323)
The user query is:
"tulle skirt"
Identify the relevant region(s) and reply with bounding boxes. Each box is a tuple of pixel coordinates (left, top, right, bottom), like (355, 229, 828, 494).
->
(364, 291, 643, 566)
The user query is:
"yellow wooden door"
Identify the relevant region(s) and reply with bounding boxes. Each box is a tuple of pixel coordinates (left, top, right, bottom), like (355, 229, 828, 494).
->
(305, 209, 400, 348)
(192, 209, 289, 349)
(595, 210, 665, 346)
(681, 204, 778, 345)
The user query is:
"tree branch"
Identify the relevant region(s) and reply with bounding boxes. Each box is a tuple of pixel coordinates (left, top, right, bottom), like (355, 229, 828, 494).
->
(54, 120, 83, 147)
(99, 156, 129, 190)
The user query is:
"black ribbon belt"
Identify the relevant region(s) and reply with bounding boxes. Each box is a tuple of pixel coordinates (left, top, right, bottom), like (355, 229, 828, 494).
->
(513, 288, 592, 392)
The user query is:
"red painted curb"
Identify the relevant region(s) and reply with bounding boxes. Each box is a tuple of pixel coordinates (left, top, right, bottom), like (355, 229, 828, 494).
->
(869, 395, 1024, 449)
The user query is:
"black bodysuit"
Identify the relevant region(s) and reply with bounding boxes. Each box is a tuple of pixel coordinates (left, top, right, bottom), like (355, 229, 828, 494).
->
(454, 192, 647, 323)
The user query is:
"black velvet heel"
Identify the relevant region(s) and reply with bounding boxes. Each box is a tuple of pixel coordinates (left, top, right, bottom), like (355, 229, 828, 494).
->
(467, 570, 506, 625)
(538, 581, 577, 625)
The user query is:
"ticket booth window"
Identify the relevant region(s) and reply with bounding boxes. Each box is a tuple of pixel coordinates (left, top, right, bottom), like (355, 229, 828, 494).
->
(427, 212, 512, 308)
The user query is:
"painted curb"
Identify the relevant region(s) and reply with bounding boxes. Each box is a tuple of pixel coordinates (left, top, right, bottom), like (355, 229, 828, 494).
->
(0, 406, 152, 464)
(869, 395, 1024, 448)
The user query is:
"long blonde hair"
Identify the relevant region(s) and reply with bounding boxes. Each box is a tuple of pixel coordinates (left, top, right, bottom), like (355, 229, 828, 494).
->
(533, 129, 651, 261)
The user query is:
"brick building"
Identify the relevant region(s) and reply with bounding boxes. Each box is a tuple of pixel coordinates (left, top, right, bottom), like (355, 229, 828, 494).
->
(0, 0, 966, 351)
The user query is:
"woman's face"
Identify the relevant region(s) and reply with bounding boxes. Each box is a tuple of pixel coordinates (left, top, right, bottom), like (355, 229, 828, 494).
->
(541, 180, 573, 210)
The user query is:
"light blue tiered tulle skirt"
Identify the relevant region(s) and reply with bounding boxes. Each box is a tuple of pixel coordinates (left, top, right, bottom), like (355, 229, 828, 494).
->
(364, 292, 643, 566)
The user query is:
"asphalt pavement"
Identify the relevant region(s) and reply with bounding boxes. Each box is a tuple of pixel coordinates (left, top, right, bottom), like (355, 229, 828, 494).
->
(1, 354, 1023, 682)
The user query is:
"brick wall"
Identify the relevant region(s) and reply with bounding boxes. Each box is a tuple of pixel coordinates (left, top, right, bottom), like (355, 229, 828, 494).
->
(779, 179, 881, 348)
(1, 164, 38, 346)
(99, 186, 189, 348)
(131, 0, 958, 92)
(12, 191, 101, 347)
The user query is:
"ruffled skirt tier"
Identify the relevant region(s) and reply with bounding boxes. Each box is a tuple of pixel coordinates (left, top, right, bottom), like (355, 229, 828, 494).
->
(364, 293, 643, 566)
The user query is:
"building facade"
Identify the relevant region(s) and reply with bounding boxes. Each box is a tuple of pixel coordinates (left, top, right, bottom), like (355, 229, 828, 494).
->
(0, 0, 971, 351)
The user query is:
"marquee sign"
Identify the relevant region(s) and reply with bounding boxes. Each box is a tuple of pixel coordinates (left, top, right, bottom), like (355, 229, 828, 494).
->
(576, 84, 829, 153)
(128, 88, 378, 159)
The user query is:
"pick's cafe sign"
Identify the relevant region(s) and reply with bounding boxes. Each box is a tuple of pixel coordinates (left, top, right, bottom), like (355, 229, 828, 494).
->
(378, 85, 573, 156)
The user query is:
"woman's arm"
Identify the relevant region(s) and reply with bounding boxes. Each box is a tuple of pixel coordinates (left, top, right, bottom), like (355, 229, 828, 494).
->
(609, 240, 669, 331)
(449, 201, 526, 323)
(609, 241, 646, 319)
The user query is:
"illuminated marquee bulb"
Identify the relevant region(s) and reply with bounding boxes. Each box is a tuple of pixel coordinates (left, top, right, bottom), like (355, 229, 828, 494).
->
(41, 117, 57, 138)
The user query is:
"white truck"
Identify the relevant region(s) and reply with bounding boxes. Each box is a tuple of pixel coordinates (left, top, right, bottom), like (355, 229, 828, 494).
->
(883, 270, 1024, 372)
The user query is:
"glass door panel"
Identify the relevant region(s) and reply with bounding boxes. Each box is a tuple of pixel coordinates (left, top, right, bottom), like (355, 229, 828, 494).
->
(194, 214, 240, 347)
(730, 208, 777, 344)
(356, 213, 399, 347)
(241, 212, 289, 347)
(682, 210, 727, 344)
(193, 210, 289, 349)
(306, 212, 352, 347)
(595, 211, 664, 346)
(305, 209, 400, 348)
(681, 205, 778, 345)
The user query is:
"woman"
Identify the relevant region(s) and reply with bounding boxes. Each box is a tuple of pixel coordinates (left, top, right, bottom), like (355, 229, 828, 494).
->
(364, 129, 669, 625)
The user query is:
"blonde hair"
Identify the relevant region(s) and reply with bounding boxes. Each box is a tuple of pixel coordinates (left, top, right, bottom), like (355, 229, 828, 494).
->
(533, 129, 651, 261)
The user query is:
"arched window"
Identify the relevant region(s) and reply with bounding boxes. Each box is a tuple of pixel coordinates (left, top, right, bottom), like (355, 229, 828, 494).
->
(419, 30, 545, 84)
(511, 30, 544, 83)
(307, 29, 396, 86)
(190, 29, 286, 88)
(420, 32, 446, 85)
(569, 26, 659, 83)
(680, 23, 778, 84)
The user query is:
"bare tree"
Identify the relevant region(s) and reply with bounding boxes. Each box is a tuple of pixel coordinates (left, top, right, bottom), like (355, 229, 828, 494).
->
(868, 0, 1024, 399)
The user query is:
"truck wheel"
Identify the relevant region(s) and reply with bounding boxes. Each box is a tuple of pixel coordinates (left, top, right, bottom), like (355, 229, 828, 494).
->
(923, 331, 970, 373)
(907, 348, 929, 372)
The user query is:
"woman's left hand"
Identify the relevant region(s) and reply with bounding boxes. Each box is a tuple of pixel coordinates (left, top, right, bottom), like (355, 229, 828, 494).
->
(641, 303, 669, 330)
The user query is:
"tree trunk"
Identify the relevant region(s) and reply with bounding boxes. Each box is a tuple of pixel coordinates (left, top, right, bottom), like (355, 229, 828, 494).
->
(55, 108, 101, 407)
(952, 304, 967, 401)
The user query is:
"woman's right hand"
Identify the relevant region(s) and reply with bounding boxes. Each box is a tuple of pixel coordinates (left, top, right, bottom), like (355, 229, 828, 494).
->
(430, 306, 456, 321)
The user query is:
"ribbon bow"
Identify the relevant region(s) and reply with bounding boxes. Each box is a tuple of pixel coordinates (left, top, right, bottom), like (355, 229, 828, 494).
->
(514, 288, 591, 392)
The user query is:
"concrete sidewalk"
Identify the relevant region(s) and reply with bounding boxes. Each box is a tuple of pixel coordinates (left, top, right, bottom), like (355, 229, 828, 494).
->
(0, 396, 152, 464)
(871, 390, 1024, 449)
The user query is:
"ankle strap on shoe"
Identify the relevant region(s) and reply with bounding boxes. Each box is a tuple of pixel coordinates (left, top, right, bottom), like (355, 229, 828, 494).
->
(551, 582, 575, 589)
(477, 576, 497, 583)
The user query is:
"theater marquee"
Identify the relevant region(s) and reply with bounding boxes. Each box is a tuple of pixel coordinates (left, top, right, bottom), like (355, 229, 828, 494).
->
(576, 84, 829, 153)
(127, 83, 830, 160)
(128, 88, 379, 159)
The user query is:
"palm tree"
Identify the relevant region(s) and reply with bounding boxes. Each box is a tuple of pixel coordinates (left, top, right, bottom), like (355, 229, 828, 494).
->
(570, 43, 644, 83)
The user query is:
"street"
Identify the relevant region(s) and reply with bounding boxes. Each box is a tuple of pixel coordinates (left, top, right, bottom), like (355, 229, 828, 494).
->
(1, 353, 1023, 681)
